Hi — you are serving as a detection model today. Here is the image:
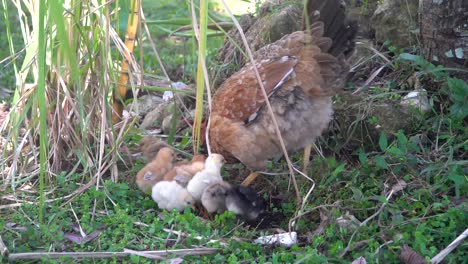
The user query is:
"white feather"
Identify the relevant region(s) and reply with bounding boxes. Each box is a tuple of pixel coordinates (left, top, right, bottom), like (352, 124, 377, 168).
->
(152, 181, 194, 212)
(187, 154, 224, 201)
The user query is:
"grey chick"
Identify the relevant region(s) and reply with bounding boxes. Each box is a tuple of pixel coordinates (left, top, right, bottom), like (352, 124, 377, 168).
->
(226, 185, 265, 222)
(201, 181, 232, 214)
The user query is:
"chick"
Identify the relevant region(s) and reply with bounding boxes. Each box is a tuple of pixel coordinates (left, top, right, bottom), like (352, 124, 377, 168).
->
(152, 181, 195, 212)
(138, 136, 168, 161)
(226, 185, 265, 221)
(187, 153, 225, 201)
(201, 181, 232, 213)
(163, 154, 206, 186)
(136, 147, 175, 194)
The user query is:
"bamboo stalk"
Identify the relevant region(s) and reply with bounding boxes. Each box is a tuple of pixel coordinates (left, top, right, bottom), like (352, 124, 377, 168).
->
(8, 248, 221, 261)
(112, 0, 141, 124)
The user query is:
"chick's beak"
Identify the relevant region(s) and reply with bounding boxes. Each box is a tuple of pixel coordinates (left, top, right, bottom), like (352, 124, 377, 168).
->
(186, 198, 196, 210)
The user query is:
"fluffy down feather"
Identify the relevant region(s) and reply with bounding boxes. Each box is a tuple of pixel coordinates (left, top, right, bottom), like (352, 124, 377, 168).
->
(201, 181, 232, 213)
(225, 185, 265, 221)
(136, 147, 175, 194)
(201, 180, 265, 221)
(151, 181, 194, 212)
(138, 136, 168, 161)
(163, 154, 206, 186)
(187, 154, 225, 201)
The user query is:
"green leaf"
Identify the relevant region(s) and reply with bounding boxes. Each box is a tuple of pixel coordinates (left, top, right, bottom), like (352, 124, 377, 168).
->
(351, 187, 364, 202)
(447, 77, 468, 102)
(324, 163, 346, 186)
(396, 130, 408, 149)
(398, 53, 421, 62)
(358, 149, 368, 165)
(447, 173, 467, 198)
(450, 103, 468, 120)
(379, 133, 388, 152)
(145, 18, 193, 26)
(375, 155, 388, 170)
(377, 195, 388, 204)
(387, 146, 405, 159)
(332, 163, 346, 177)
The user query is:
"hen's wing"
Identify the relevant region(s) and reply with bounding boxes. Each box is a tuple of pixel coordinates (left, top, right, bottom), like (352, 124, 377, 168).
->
(212, 56, 297, 123)
(212, 22, 345, 124)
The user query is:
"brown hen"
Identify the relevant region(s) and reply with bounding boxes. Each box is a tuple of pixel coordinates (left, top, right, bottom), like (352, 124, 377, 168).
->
(209, 0, 357, 172)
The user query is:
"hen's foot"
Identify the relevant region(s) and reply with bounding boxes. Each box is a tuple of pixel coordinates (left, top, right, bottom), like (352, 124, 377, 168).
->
(241, 172, 260, 186)
(302, 145, 312, 173)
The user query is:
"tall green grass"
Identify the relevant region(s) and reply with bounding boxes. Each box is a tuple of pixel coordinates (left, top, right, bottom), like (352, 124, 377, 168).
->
(0, 0, 136, 214)
(0, 0, 231, 206)
(193, 0, 209, 153)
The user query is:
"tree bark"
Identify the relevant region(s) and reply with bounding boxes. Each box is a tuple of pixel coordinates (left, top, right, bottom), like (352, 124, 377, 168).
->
(419, 0, 468, 68)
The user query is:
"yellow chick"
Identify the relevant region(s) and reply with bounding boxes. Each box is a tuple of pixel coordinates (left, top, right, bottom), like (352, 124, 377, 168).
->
(187, 154, 225, 201)
(163, 154, 206, 186)
(138, 136, 168, 161)
(136, 147, 175, 194)
(152, 181, 195, 212)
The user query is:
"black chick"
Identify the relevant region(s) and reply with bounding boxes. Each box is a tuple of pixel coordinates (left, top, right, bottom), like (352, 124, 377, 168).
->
(226, 185, 266, 222)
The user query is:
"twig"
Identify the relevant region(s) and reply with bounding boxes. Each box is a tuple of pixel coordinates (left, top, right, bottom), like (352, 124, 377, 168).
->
(431, 228, 468, 264)
(69, 203, 86, 237)
(361, 189, 394, 227)
(352, 63, 389, 94)
(219, 0, 301, 204)
(374, 240, 393, 256)
(172, 22, 233, 34)
(140, 11, 170, 81)
(341, 189, 396, 257)
(0, 235, 8, 256)
(8, 248, 222, 261)
(123, 248, 164, 260)
(287, 166, 322, 231)
(0, 202, 30, 210)
(293, 167, 315, 210)
(288, 202, 340, 231)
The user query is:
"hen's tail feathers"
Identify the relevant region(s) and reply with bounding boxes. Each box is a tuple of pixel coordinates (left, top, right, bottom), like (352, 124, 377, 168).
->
(305, 0, 358, 58)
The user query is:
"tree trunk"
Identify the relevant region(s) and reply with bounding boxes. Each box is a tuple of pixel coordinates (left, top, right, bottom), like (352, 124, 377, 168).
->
(419, 0, 468, 69)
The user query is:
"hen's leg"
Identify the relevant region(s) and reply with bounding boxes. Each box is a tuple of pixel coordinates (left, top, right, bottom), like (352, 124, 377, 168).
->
(302, 145, 312, 173)
(241, 172, 260, 186)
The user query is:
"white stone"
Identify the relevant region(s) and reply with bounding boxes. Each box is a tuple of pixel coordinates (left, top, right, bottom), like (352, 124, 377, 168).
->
(454, 48, 464, 59)
(254, 232, 297, 247)
(400, 89, 430, 113)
